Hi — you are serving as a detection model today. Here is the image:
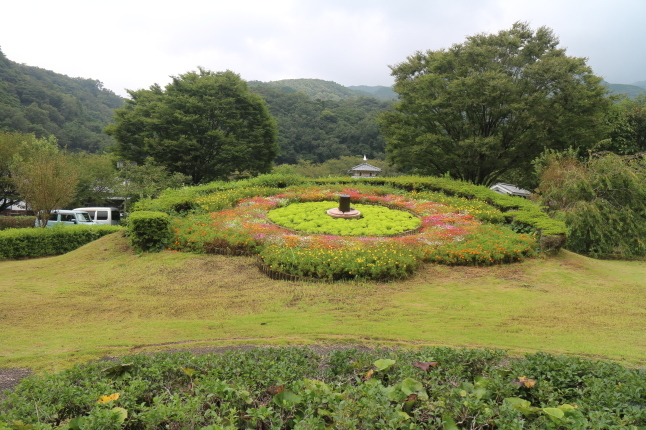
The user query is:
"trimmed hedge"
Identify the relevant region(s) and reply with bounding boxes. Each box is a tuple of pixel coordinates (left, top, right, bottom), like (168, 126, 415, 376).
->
(127, 211, 172, 252)
(0, 216, 35, 231)
(0, 225, 122, 260)
(134, 175, 306, 214)
(133, 181, 234, 214)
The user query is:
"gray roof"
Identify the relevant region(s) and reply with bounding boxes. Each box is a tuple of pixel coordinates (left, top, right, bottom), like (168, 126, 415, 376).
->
(348, 163, 382, 172)
(490, 183, 531, 197)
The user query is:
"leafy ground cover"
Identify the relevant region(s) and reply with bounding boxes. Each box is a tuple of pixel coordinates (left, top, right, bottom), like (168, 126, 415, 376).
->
(168, 185, 537, 280)
(1, 347, 644, 429)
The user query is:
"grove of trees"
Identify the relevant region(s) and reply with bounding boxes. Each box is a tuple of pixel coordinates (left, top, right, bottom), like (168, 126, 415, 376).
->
(107, 69, 278, 184)
(379, 22, 612, 186)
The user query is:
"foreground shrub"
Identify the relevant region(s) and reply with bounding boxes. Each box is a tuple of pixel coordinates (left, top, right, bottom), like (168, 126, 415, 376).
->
(0, 216, 34, 230)
(0, 225, 122, 260)
(1, 347, 644, 429)
(126, 211, 172, 252)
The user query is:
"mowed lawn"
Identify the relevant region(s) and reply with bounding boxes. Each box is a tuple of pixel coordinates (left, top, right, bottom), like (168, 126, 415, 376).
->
(1, 232, 644, 371)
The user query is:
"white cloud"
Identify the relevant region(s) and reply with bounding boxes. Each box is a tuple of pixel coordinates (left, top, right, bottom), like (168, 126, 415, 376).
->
(1, 0, 644, 97)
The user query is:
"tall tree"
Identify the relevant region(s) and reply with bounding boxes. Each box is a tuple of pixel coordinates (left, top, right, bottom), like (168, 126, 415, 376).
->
(0, 131, 35, 212)
(11, 136, 79, 227)
(107, 69, 278, 183)
(379, 22, 612, 186)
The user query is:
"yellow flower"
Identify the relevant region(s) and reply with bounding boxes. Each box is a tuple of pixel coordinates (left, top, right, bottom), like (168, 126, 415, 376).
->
(97, 393, 120, 403)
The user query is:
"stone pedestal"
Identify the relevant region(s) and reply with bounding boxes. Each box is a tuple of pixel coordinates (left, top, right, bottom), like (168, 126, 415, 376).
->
(326, 207, 361, 218)
(327, 194, 361, 218)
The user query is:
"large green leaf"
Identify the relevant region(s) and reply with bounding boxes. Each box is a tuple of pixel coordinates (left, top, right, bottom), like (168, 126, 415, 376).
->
(273, 390, 303, 408)
(442, 415, 459, 430)
(400, 378, 423, 395)
(374, 359, 396, 371)
(111, 407, 128, 424)
(542, 407, 565, 422)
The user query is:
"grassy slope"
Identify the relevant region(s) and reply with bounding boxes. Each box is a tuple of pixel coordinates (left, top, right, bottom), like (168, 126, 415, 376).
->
(1, 232, 644, 371)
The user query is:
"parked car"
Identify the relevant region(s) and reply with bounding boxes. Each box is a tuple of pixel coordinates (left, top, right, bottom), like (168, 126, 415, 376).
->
(73, 207, 121, 225)
(35, 210, 97, 227)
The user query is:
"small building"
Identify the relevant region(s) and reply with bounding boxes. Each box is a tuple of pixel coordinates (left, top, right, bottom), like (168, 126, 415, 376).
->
(0, 200, 33, 216)
(348, 156, 382, 178)
(490, 183, 531, 198)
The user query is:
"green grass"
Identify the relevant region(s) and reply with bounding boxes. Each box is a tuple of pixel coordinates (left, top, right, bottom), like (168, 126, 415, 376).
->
(1, 232, 644, 372)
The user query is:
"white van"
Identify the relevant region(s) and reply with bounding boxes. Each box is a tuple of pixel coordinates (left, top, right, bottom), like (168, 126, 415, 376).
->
(36, 210, 97, 227)
(73, 207, 121, 225)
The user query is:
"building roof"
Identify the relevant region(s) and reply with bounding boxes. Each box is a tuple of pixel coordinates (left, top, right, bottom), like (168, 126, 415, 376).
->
(490, 183, 531, 197)
(348, 162, 382, 173)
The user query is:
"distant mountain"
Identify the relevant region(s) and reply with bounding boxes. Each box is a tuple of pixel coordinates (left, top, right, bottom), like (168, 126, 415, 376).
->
(248, 83, 391, 165)
(632, 81, 646, 88)
(249, 79, 392, 101)
(347, 85, 398, 101)
(0, 48, 124, 152)
(604, 81, 646, 99)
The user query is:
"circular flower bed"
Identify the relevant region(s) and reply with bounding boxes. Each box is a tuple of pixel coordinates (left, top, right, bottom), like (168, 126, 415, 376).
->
(169, 185, 537, 280)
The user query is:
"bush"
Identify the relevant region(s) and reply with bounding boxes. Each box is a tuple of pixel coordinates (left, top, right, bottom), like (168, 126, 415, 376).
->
(0, 216, 34, 230)
(1, 347, 644, 429)
(537, 153, 646, 257)
(127, 211, 172, 252)
(0, 225, 122, 260)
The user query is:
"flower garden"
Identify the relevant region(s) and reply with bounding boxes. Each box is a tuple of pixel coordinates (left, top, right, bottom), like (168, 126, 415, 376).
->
(153, 178, 543, 281)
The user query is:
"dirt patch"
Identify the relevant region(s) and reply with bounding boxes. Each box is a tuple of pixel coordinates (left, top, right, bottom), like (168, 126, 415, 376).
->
(0, 368, 33, 393)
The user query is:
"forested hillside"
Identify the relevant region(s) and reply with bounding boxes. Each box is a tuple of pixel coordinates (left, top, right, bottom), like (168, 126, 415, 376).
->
(0, 48, 124, 152)
(604, 81, 646, 99)
(249, 78, 375, 101)
(249, 84, 391, 164)
(347, 85, 397, 101)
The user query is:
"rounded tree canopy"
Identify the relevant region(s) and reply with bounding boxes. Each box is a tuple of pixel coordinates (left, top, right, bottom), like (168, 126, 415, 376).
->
(107, 69, 278, 184)
(379, 22, 612, 186)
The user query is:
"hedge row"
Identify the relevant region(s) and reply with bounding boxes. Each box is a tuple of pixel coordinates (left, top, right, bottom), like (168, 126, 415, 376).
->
(133, 174, 307, 214)
(0, 216, 35, 231)
(0, 225, 123, 260)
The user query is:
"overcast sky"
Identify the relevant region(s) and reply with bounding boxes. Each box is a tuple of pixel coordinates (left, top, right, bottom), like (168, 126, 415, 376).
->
(1, 0, 644, 97)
